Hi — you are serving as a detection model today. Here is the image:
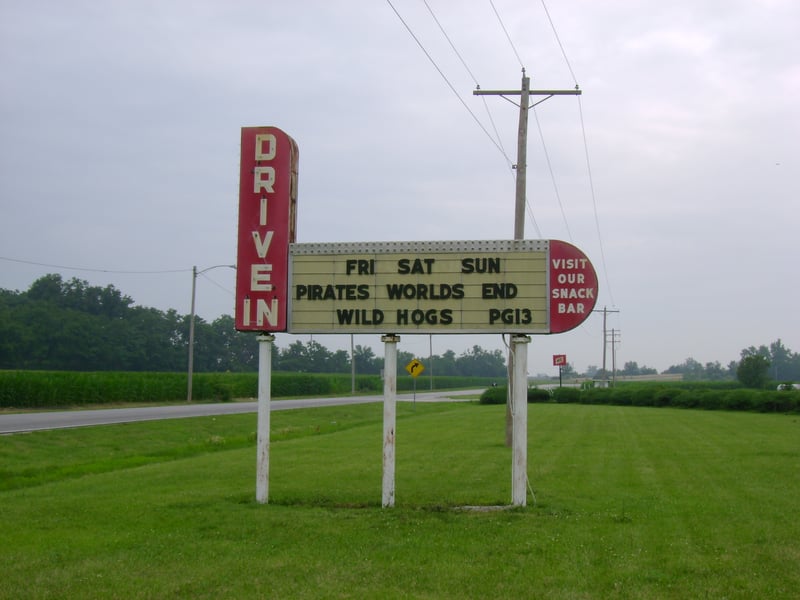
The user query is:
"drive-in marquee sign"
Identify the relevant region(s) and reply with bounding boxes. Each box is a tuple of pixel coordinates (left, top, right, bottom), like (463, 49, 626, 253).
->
(287, 239, 598, 335)
(236, 126, 601, 508)
(235, 126, 298, 332)
(233, 126, 599, 336)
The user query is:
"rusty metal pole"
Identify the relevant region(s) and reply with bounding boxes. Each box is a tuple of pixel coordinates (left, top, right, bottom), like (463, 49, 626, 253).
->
(256, 333, 275, 504)
(382, 334, 400, 508)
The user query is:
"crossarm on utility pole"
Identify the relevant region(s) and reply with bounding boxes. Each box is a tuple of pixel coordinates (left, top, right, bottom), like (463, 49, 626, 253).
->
(472, 73, 581, 238)
(473, 89, 582, 97)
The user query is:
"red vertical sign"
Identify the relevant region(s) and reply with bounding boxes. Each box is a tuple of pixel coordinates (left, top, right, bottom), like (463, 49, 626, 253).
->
(549, 240, 598, 333)
(235, 127, 298, 332)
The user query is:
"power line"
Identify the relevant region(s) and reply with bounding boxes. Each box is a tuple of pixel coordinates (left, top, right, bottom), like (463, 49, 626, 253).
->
(386, 0, 615, 307)
(487, 1, 564, 239)
(532, 106, 573, 242)
(422, 0, 514, 170)
(540, 0, 578, 85)
(490, 0, 525, 69)
(422, 0, 479, 86)
(537, 0, 616, 304)
(0, 255, 191, 275)
(486, 1, 575, 242)
(577, 98, 614, 305)
(198, 270, 236, 298)
(524, 199, 543, 238)
(385, 0, 508, 161)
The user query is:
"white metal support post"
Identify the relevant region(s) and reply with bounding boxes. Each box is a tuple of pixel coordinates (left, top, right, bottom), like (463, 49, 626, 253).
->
(511, 334, 531, 506)
(381, 334, 400, 508)
(256, 333, 275, 504)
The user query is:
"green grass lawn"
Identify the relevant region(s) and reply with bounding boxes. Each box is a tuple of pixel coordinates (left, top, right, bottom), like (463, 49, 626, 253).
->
(1, 402, 798, 599)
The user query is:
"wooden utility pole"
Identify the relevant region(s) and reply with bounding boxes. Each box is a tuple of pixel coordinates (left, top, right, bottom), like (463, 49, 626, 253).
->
(475, 69, 581, 240)
(610, 328, 620, 386)
(475, 70, 581, 447)
(513, 73, 530, 239)
(593, 306, 620, 385)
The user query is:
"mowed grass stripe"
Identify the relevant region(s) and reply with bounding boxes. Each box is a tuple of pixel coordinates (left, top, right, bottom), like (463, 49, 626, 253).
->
(1, 402, 798, 599)
(530, 405, 799, 596)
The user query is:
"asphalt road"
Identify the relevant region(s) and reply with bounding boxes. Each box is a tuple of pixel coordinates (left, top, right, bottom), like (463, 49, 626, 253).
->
(0, 390, 481, 434)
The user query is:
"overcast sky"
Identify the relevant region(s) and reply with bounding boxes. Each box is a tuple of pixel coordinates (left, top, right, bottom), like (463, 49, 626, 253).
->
(1, 0, 798, 374)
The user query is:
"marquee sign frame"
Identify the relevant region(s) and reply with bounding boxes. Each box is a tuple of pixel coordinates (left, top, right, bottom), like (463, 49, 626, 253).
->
(287, 239, 598, 335)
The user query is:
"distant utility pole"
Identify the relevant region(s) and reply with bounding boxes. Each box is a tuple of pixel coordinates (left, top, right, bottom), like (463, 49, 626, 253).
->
(187, 264, 235, 402)
(475, 70, 581, 447)
(592, 306, 620, 384)
(609, 328, 621, 385)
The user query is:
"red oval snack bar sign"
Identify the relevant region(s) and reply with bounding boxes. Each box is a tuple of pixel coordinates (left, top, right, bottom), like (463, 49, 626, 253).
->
(549, 240, 599, 333)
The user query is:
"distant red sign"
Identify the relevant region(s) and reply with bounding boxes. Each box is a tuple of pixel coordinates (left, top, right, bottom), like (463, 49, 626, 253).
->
(553, 354, 567, 366)
(549, 240, 598, 333)
(235, 127, 298, 331)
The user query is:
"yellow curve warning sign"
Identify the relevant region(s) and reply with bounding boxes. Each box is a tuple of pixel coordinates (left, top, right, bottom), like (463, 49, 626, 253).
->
(405, 359, 425, 378)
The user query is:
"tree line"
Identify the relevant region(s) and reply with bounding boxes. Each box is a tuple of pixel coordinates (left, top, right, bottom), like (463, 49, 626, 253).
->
(658, 340, 800, 386)
(557, 342, 798, 387)
(0, 274, 507, 376)
(2, 275, 797, 384)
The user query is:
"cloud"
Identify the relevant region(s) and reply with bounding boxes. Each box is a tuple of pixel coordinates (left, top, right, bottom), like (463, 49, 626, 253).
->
(1, 0, 799, 373)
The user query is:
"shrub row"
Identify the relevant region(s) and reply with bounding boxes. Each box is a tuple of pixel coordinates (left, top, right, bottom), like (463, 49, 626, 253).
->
(479, 384, 800, 413)
(0, 371, 497, 408)
(479, 386, 552, 405)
